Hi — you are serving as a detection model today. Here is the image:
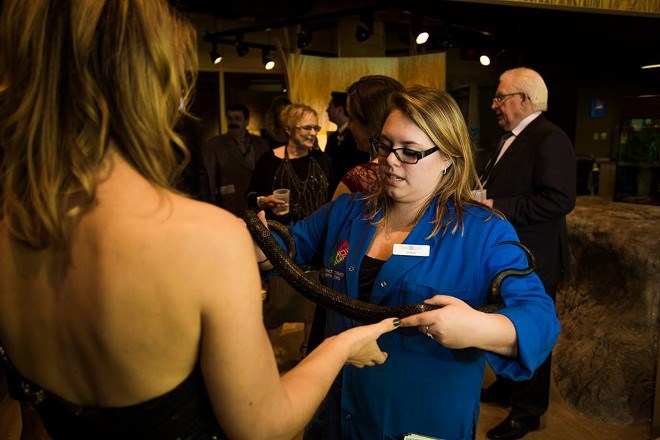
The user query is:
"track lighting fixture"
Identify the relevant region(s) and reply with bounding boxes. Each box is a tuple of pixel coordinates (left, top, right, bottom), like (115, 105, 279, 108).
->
(355, 12, 373, 43)
(297, 29, 312, 49)
(411, 13, 429, 45)
(209, 43, 222, 64)
(416, 31, 429, 45)
(262, 48, 275, 70)
(459, 47, 494, 65)
(235, 34, 249, 57)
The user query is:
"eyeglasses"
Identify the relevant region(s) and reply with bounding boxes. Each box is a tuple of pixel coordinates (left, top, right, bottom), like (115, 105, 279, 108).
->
(295, 125, 321, 133)
(370, 137, 440, 164)
(492, 92, 524, 104)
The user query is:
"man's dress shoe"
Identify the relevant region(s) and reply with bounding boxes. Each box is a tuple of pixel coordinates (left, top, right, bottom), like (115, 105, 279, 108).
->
(486, 414, 540, 440)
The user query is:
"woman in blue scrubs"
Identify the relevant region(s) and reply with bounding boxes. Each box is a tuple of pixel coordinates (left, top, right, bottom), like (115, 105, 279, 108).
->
(257, 86, 559, 440)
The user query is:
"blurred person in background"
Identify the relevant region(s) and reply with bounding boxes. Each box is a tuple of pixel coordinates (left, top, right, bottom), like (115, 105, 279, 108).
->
(201, 103, 269, 216)
(261, 95, 291, 150)
(247, 103, 333, 358)
(331, 75, 404, 200)
(324, 91, 369, 192)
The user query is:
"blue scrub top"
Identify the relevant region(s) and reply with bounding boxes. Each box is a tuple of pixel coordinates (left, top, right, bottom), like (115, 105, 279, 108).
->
(287, 194, 560, 440)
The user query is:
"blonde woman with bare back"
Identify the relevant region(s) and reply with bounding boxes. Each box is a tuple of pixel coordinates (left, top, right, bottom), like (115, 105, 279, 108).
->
(0, 1, 399, 439)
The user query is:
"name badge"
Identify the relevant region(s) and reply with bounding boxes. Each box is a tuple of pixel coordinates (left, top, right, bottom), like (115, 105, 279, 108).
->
(218, 184, 235, 195)
(404, 434, 444, 440)
(393, 244, 430, 257)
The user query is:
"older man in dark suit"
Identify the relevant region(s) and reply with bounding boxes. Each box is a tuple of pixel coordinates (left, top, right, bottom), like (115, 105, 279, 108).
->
(480, 67, 576, 440)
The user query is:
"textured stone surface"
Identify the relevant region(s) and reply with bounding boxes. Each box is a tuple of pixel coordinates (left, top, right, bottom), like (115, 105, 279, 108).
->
(555, 196, 660, 423)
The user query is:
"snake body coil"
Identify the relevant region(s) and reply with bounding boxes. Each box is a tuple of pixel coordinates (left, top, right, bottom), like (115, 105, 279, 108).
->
(244, 210, 536, 323)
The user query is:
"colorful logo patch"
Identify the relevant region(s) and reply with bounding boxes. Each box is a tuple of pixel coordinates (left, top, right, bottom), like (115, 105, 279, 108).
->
(330, 240, 349, 266)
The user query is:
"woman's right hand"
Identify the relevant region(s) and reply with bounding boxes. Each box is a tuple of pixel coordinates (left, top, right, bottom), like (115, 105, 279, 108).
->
(334, 318, 400, 368)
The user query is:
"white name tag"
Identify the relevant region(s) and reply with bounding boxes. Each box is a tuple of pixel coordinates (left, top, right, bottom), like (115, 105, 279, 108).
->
(393, 244, 430, 257)
(218, 184, 235, 195)
(404, 433, 444, 440)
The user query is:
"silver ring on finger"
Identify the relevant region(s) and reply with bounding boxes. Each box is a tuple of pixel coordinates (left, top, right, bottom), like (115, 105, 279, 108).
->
(425, 325, 433, 339)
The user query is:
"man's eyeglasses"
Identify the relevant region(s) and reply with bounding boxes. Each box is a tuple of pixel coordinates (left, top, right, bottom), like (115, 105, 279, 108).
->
(492, 92, 524, 104)
(370, 137, 439, 164)
(296, 125, 321, 133)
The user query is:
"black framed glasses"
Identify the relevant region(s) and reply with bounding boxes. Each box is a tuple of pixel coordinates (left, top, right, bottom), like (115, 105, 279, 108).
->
(492, 92, 524, 104)
(370, 137, 440, 164)
(295, 125, 321, 133)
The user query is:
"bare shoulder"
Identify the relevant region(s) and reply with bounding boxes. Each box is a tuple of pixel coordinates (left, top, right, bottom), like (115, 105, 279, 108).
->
(166, 194, 253, 259)
(134, 193, 261, 309)
(165, 195, 264, 326)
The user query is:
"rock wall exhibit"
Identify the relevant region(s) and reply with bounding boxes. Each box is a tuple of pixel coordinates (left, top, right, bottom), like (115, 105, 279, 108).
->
(555, 196, 660, 423)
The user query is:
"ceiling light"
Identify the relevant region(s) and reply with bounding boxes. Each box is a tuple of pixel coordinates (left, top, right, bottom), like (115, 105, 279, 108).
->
(415, 31, 429, 45)
(262, 49, 275, 70)
(411, 13, 429, 45)
(641, 63, 660, 69)
(479, 50, 492, 66)
(210, 44, 222, 64)
(235, 35, 249, 57)
(355, 12, 373, 43)
(297, 29, 312, 49)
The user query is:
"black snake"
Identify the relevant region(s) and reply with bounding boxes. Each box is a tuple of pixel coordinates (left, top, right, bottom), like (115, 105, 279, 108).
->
(244, 210, 536, 323)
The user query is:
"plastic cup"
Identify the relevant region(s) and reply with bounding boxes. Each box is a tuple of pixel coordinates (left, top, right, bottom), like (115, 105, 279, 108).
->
(273, 188, 290, 215)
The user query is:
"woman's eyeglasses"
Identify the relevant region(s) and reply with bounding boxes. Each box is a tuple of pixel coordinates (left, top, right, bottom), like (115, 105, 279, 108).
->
(295, 125, 321, 133)
(370, 137, 439, 164)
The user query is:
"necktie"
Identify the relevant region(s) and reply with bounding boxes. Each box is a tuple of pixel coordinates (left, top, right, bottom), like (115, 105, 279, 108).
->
(479, 131, 513, 185)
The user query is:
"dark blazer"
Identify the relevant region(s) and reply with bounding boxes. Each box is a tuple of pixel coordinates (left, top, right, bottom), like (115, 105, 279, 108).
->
(201, 132, 270, 216)
(324, 129, 370, 191)
(484, 114, 576, 287)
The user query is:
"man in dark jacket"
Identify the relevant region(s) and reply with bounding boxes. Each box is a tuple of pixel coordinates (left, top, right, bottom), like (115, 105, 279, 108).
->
(324, 91, 369, 192)
(201, 103, 270, 216)
(480, 67, 576, 440)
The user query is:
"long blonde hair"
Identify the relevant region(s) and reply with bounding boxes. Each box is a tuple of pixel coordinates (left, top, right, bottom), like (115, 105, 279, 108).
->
(365, 86, 492, 237)
(0, 0, 198, 248)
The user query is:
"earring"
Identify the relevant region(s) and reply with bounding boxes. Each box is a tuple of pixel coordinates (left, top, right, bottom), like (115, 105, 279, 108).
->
(443, 162, 451, 175)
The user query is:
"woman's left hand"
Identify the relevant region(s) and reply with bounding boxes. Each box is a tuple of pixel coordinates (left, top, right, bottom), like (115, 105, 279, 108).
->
(258, 194, 288, 216)
(399, 295, 483, 349)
